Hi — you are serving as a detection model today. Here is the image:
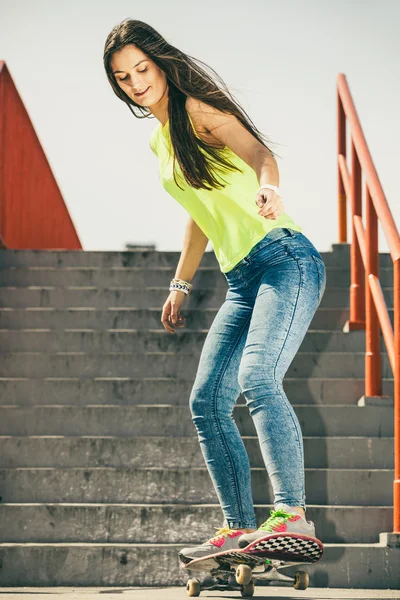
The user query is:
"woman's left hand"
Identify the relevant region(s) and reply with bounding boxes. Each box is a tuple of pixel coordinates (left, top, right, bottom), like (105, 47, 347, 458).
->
(255, 189, 285, 220)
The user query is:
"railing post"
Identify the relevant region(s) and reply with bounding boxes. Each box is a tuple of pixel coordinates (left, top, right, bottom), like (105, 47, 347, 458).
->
(345, 140, 365, 331)
(337, 92, 347, 243)
(394, 258, 400, 533)
(0, 62, 5, 242)
(365, 184, 381, 397)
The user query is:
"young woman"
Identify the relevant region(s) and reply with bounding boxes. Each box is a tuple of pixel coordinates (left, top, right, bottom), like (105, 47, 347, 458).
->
(104, 19, 326, 564)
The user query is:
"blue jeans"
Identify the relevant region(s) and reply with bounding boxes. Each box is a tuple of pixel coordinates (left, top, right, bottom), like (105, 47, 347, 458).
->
(188, 227, 326, 529)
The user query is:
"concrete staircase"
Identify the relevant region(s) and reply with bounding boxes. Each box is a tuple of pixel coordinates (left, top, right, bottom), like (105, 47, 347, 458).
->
(0, 243, 398, 589)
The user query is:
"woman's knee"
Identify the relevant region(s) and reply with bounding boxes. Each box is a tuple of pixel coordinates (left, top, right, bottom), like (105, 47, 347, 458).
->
(189, 385, 212, 418)
(189, 385, 235, 422)
(238, 364, 282, 394)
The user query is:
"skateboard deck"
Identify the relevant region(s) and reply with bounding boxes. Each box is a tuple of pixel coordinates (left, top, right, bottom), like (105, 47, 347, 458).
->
(181, 532, 324, 597)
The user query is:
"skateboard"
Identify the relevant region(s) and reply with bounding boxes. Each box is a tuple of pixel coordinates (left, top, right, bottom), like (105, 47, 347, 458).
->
(180, 532, 324, 597)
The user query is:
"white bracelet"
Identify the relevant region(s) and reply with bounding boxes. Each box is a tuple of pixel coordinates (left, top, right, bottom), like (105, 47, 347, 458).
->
(169, 278, 192, 296)
(169, 283, 190, 295)
(257, 184, 281, 197)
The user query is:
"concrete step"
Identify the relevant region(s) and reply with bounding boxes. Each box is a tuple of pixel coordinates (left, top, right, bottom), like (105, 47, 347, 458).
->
(0, 307, 389, 330)
(0, 243, 391, 268)
(0, 503, 392, 544)
(0, 328, 390, 353)
(0, 266, 395, 289)
(0, 542, 398, 588)
(0, 351, 393, 378)
(0, 467, 393, 504)
(0, 405, 394, 437)
(0, 243, 397, 590)
(0, 436, 393, 469)
(0, 250, 219, 268)
(0, 286, 395, 309)
(0, 376, 394, 406)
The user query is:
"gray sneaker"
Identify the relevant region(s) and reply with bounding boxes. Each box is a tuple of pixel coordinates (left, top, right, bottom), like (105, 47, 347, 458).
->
(238, 504, 316, 549)
(178, 525, 247, 566)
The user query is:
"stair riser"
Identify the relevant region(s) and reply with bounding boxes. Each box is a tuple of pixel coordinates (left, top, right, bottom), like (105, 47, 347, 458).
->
(0, 377, 394, 406)
(0, 437, 394, 469)
(0, 469, 393, 504)
(0, 406, 394, 437)
(0, 245, 392, 268)
(0, 268, 395, 288)
(0, 352, 394, 378)
(0, 329, 390, 353)
(0, 309, 385, 330)
(0, 287, 394, 309)
(0, 504, 392, 544)
(0, 544, 397, 588)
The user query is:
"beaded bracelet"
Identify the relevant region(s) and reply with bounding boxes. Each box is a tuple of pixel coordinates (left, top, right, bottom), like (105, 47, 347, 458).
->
(169, 278, 192, 296)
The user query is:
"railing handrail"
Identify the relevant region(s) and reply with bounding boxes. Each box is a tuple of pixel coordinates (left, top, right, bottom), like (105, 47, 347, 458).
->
(337, 73, 400, 534)
(337, 74, 400, 260)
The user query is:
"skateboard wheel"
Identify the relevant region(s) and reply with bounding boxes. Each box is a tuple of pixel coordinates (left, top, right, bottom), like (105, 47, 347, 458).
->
(240, 581, 255, 597)
(235, 564, 252, 585)
(293, 570, 309, 590)
(186, 578, 201, 596)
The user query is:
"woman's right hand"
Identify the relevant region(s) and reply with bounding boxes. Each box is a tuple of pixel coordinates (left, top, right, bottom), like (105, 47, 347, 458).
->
(161, 290, 187, 334)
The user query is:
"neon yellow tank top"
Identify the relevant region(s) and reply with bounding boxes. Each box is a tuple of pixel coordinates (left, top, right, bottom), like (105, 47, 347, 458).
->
(149, 115, 302, 273)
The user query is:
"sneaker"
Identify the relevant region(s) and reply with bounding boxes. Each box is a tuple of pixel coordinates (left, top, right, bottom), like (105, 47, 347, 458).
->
(238, 504, 316, 549)
(178, 525, 246, 566)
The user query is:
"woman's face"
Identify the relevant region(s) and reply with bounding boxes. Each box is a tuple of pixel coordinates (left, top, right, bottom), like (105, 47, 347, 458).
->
(110, 44, 168, 109)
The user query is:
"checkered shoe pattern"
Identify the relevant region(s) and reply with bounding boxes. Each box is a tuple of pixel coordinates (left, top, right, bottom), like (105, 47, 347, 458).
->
(245, 533, 323, 563)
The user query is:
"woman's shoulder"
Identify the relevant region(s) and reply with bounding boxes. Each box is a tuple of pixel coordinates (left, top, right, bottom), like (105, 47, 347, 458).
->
(185, 97, 225, 149)
(149, 123, 160, 155)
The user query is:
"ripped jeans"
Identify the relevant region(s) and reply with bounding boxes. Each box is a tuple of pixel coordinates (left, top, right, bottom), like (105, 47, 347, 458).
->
(189, 227, 326, 528)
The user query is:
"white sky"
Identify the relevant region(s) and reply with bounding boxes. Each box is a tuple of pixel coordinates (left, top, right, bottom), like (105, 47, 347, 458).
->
(0, 0, 399, 254)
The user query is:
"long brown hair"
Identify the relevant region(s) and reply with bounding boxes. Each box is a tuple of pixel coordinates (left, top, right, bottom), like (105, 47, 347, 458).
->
(103, 19, 279, 191)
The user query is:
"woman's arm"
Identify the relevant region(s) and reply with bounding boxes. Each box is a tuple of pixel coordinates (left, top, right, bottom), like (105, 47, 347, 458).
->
(185, 98, 282, 219)
(174, 217, 209, 283)
(185, 97, 277, 179)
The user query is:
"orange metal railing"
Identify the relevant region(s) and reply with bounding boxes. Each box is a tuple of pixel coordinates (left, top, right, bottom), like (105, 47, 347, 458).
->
(0, 61, 82, 249)
(337, 73, 400, 534)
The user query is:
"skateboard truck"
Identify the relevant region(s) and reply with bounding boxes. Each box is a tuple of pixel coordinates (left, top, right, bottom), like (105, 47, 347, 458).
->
(185, 558, 310, 597)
